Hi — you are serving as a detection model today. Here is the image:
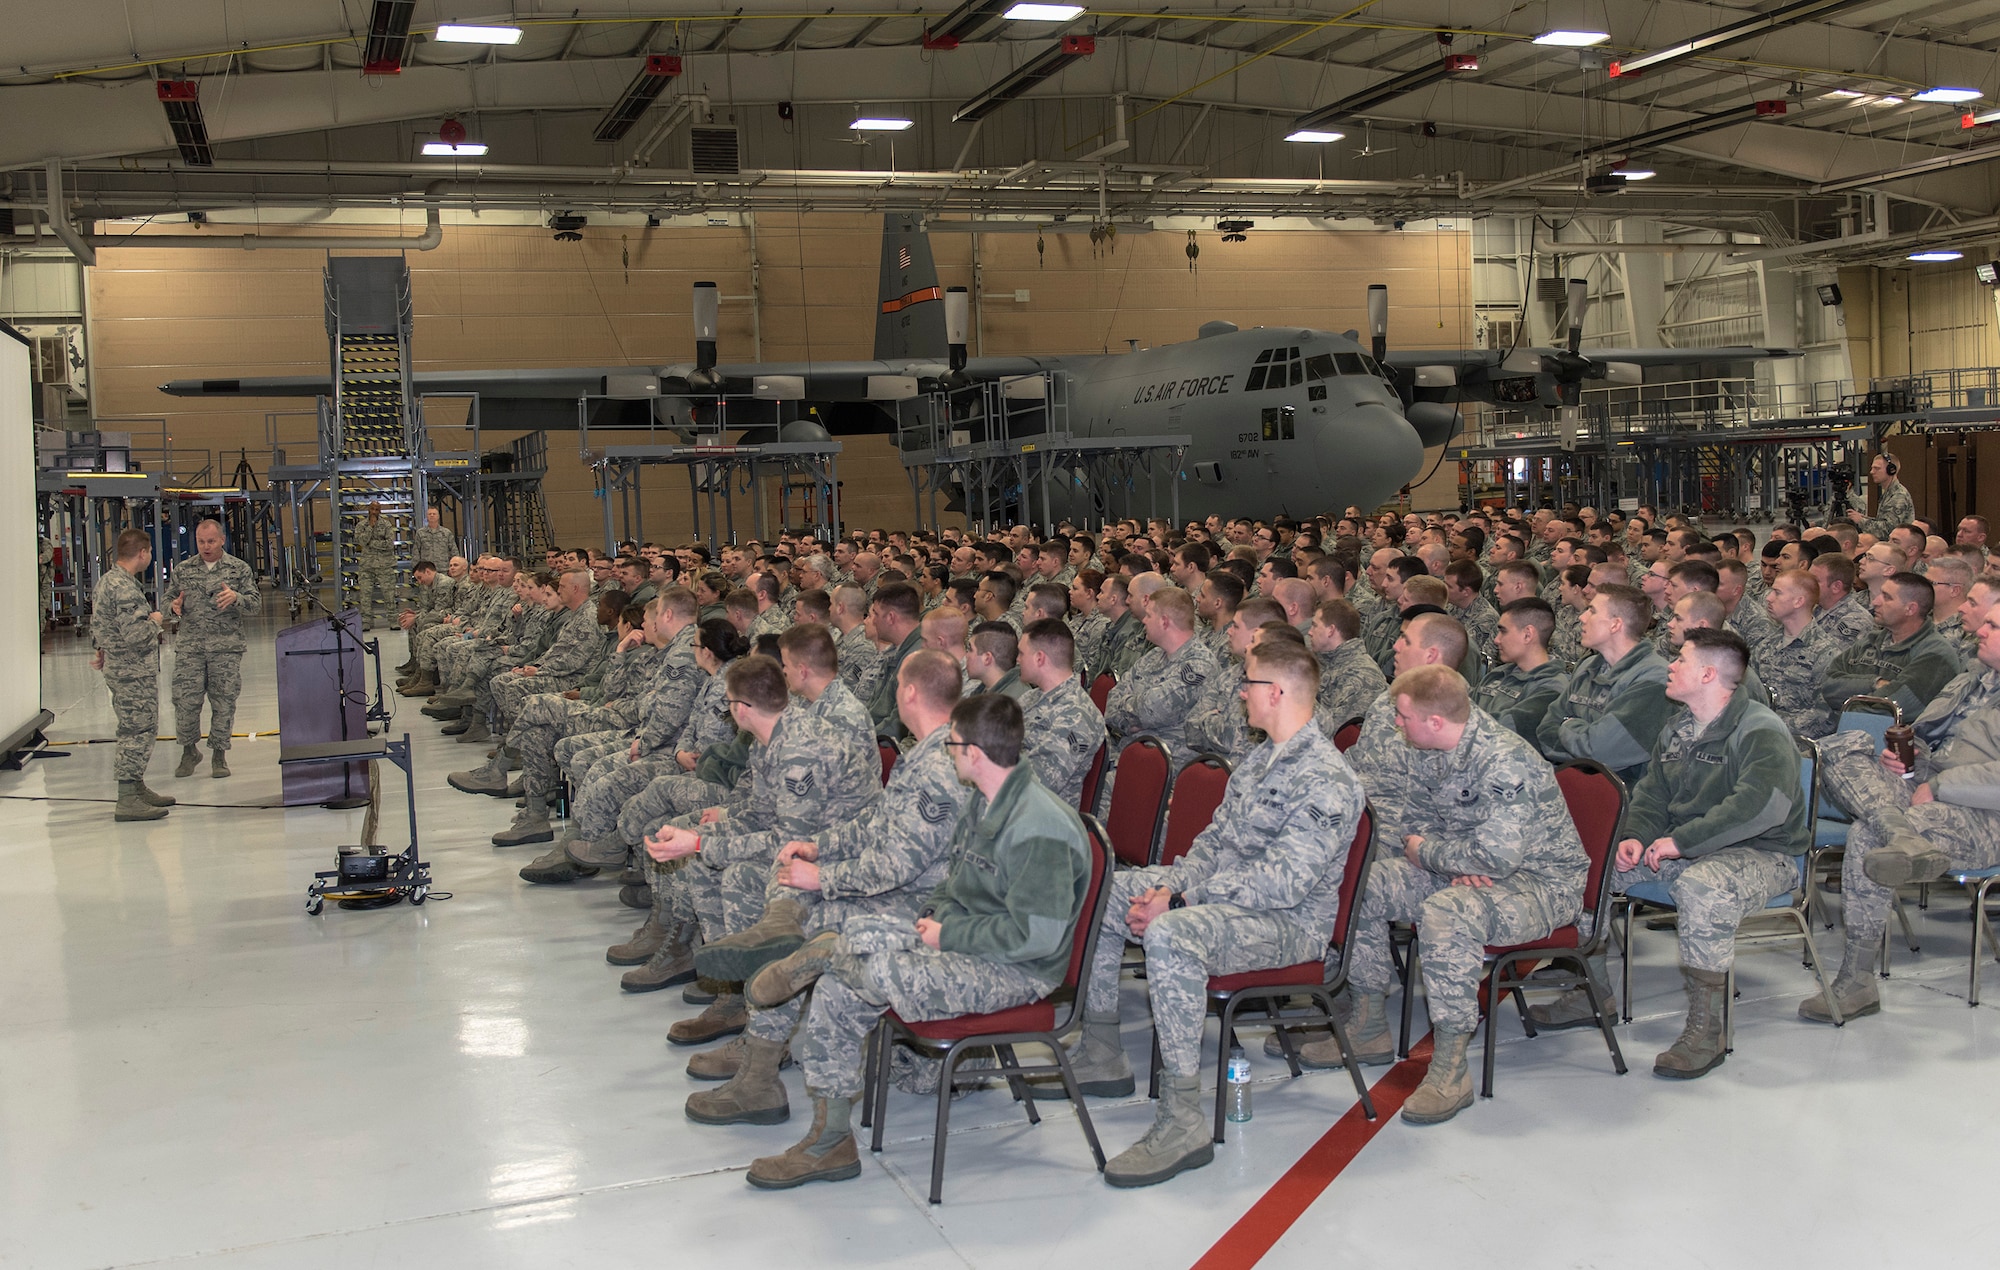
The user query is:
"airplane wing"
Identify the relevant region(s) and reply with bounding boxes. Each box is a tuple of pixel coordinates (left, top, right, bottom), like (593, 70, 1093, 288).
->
(1383, 346, 1801, 370)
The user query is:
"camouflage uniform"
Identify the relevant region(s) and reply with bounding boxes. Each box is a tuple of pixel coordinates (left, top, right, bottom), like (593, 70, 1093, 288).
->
(1101, 613, 1150, 678)
(1611, 689, 1808, 972)
(1536, 643, 1674, 785)
(1857, 480, 1916, 542)
(1819, 667, 2000, 946)
(797, 766, 1091, 1100)
(1361, 603, 1403, 673)
(749, 605, 790, 643)
(1070, 611, 1110, 683)
(411, 579, 489, 677)
(92, 566, 162, 783)
(1549, 606, 1585, 671)
(568, 625, 705, 842)
(1103, 635, 1219, 767)
(1021, 673, 1108, 807)
(741, 726, 972, 1047)
(1473, 659, 1567, 741)
(1347, 707, 1586, 1034)
(1184, 655, 1256, 762)
(1727, 599, 1781, 661)
(351, 516, 397, 627)
(676, 681, 881, 944)
(1819, 619, 1964, 724)
(1755, 622, 1839, 738)
(411, 524, 456, 573)
(1315, 640, 1387, 737)
(488, 603, 608, 733)
(835, 624, 884, 704)
(1089, 725, 1365, 1075)
(1813, 593, 1875, 647)
(163, 551, 260, 753)
(1453, 598, 1500, 666)
(408, 571, 457, 637)
(1936, 613, 1977, 668)
(512, 642, 660, 802)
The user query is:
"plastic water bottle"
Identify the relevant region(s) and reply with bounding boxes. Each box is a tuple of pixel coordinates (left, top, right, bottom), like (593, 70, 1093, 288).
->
(1225, 1045, 1253, 1123)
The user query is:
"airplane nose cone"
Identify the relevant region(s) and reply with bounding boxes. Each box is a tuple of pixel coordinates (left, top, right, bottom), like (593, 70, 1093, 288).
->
(1312, 403, 1427, 509)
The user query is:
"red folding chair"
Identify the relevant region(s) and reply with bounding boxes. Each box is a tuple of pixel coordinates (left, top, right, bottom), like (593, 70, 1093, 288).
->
(1158, 755, 1231, 867)
(1332, 716, 1364, 752)
(1103, 735, 1171, 867)
(1480, 761, 1629, 1096)
(878, 738, 900, 784)
(863, 815, 1116, 1205)
(1089, 671, 1117, 714)
(1145, 808, 1381, 1141)
(1078, 742, 1107, 818)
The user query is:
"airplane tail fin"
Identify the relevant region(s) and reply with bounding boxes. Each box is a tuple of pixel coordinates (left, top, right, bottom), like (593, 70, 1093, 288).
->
(873, 213, 948, 361)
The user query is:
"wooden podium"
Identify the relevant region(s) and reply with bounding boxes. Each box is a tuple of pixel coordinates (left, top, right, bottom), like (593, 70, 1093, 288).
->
(275, 607, 374, 807)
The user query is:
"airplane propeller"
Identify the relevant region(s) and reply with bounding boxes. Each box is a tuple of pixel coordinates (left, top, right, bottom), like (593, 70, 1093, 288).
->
(1368, 281, 1462, 447)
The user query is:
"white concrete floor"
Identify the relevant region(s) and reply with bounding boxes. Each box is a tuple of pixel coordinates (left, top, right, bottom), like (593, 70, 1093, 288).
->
(8, 618, 2000, 1269)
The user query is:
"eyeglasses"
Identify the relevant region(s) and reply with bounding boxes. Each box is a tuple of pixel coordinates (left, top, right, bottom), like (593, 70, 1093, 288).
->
(942, 738, 977, 750)
(1239, 678, 1281, 692)
(726, 698, 755, 709)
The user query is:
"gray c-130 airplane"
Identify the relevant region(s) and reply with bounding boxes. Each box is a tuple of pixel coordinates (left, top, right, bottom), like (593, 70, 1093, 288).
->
(164, 215, 1796, 521)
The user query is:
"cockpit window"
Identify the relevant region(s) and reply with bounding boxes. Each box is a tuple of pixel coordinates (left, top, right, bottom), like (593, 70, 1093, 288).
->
(1305, 353, 1336, 381)
(1334, 352, 1368, 376)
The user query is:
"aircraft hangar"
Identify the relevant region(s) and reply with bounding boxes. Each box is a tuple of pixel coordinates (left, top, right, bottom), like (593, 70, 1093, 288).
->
(3, 3, 2000, 1266)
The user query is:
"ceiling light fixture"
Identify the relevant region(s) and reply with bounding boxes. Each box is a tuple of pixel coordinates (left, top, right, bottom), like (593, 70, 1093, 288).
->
(1907, 250, 1964, 262)
(1285, 129, 1345, 143)
(1822, 89, 1865, 98)
(435, 23, 523, 43)
(1913, 87, 1983, 103)
(422, 141, 488, 155)
(1874, 95, 1904, 105)
(1003, 3, 1082, 19)
(1963, 108, 2000, 127)
(1533, 29, 1610, 46)
(851, 116, 915, 130)
(1609, 166, 1655, 178)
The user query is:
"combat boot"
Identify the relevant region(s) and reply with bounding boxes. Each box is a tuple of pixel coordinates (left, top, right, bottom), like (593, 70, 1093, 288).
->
(1526, 958, 1614, 1031)
(1103, 1073, 1213, 1188)
(1863, 833, 1952, 889)
(745, 1093, 862, 1190)
(1296, 991, 1395, 1068)
(519, 843, 597, 885)
(1030, 1009, 1133, 1099)
(618, 883, 652, 910)
(606, 914, 667, 966)
(695, 897, 810, 982)
(114, 781, 168, 822)
(684, 978, 721, 1005)
(667, 994, 748, 1045)
(397, 674, 437, 698)
(174, 747, 202, 778)
(448, 756, 509, 795)
(209, 751, 229, 778)
(1654, 966, 1728, 1079)
(491, 797, 554, 847)
(566, 833, 629, 870)
(685, 1035, 791, 1125)
(747, 929, 845, 1007)
(456, 718, 491, 744)
(1799, 932, 1882, 1024)
(687, 1036, 795, 1081)
(1401, 1029, 1475, 1124)
(621, 925, 699, 992)
(135, 781, 176, 807)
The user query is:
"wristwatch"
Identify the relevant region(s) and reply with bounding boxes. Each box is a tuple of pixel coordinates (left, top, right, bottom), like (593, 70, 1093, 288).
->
(1166, 892, 1186, 911)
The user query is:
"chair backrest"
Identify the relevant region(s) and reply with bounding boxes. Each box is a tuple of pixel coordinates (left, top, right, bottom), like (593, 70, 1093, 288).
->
(1052, 816, 1119, 1034)
(1104, 735, 1172, 866)
(1158, 754, 1231, 866)
(1332, 716, 1364, 752)
(1077, 741, 1107, 817)
(1088, 671, 1116, 713)
(1555, 760, 1627, 939)
(1322, 806, 1377, 986)
(878, 739, 900, 785)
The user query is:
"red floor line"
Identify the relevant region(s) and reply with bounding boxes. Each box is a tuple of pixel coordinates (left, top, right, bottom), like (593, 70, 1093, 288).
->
(1190, 1034, 1435, 1270)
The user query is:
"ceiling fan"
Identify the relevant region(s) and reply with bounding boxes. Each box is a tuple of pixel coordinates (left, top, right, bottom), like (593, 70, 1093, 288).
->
(1353, 123, 1397, 158)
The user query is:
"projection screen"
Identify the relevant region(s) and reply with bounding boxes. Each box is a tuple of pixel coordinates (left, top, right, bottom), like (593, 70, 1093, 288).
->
(0, 322, 53, 761)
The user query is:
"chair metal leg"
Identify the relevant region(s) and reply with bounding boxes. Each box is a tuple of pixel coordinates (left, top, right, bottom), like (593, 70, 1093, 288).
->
(1971, 877, 2000, 1007)
(869, 1023, 893, 1154)
(1048, 1038, 1107, 1171)
(1583, 970, 1628, 1075)
(928, 1042, 963, 1205)
(1722, 966, 1734, 1053)
(1263, 997, 1305, 1077)
(1398, 942, 1419, 1060)
(997, 1044, 1041, 1123)
(860, 1026, 877, 1132)
(1618, 899, 1636, 1024)
(1325, 1004, 1377, 1120)
(1894, 893, 1920, 953)
(1213, 998, 1238, 1144)
(1793, 909, 1840, 1028)
(1479, 966, 1499, 1100)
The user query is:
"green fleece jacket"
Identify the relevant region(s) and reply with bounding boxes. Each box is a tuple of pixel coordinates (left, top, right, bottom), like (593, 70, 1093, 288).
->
(925, 764, 1091, 986)
(1622, 687, 1806, 859)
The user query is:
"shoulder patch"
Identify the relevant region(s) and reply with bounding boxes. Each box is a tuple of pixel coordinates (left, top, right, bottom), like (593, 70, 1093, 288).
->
(916, 789, 956, 825)
(783, 768, 817, 797)
(1179, 664, 1208, 687)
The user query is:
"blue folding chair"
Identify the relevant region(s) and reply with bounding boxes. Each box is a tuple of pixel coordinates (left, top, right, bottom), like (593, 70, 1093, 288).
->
(1941, 864, 2000, 1006)
(1617, 736, 1840, 1048)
